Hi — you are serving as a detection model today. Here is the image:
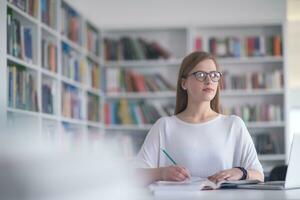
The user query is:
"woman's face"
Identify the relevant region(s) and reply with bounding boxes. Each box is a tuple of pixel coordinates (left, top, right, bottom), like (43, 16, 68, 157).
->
(182, 59, 220, 103)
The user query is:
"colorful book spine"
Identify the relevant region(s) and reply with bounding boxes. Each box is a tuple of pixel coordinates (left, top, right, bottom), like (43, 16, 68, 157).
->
(62, 42, 86, 82)
(221, 104, 283, 122)
(61, 83, 82, 119)
(7, 63, 38, 111)
(86, 23, 99, 56)
(61, 2, 81, 44)
(87, 93, 100, 122)
(104, 37, 171, 61)
(105, 100, 163, 125)
(42, 38, 57, 73)
(42, 78, 56, 114)
(221, 70, 284, 90)
(41, 0, 56, 28)
(206, 35, 282, 58)
(105, 69, 175, 93)
(87, 59, 100, 89)
(7, 8, 34, 63)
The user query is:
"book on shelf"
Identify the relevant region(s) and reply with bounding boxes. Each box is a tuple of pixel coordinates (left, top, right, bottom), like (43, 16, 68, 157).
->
(8, 0, 39, 17)
(221, 104, 283, 122)
(104, 100, 163, 125)
(86, 23, 99, 56)
(42, 38, 57, 73)
(104, 37, 171, 61)
(61, 1, 81, 44)
(150, 177, 260, 191)
(41, 0, 56, 28)
(7, 7, 34, 63)
(61, 42, 86, 83)
(220, 70, 283, 90)
(194, 36, 202, 51)
(87, 92, 100, 122)
(106, 69, 175, 93)
(251, 132, 284, 155)
(61, 83, 82, 119)
(42, 78, 56, 114)
(196, 35, 282, 58)
(87, 58, 100, 89)
(7, 63, 38, 111)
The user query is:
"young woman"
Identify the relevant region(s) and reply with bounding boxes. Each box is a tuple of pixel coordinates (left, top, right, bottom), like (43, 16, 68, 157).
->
(135, 51, 264, 184)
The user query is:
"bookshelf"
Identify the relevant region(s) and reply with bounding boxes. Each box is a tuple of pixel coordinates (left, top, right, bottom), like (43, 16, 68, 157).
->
(2, 0, 105, 145)
(1, 0, 287, 174)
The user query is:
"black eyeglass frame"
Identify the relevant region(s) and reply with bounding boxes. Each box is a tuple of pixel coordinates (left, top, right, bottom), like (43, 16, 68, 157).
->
(185, 71, 222, 82)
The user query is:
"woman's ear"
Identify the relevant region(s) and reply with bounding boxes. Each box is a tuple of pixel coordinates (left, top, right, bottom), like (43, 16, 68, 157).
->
(181, 78, 187, 90)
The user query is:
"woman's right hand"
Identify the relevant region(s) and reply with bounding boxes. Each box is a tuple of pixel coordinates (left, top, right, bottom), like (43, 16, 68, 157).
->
(160, 166, 191, 181)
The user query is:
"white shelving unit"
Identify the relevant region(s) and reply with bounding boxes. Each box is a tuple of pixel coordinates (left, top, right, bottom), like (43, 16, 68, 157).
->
(2, 0, 105, 145)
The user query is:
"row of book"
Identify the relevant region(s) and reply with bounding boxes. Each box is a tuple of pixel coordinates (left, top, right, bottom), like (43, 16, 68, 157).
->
(106, 69, 175, 93)
(42, 78, 56, 114)
(8, 0, 38, 17)
(7, 63, 38, 111)
(61, 42, 85, 82)
(251, 132, 284, 154)
(61, 83, 82, 119)
(220, 70, 283, 90)
(41, 0, 56, 28)
(41, 38, 57, 73)
(7, 8, 33, 63)
(221, 104, 283, 122)
(194, 35, 282, 58)
(104, 100, 163, 125)
(86, 23, 100, 56)
(87, 93, 100, 122)
(104, 37, 171, 61)
(87, 59, 101, 89)
(61, 2, 81, 44)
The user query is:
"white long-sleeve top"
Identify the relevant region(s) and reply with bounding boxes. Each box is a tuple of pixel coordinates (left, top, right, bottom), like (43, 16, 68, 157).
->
(135, 114, 263, 178)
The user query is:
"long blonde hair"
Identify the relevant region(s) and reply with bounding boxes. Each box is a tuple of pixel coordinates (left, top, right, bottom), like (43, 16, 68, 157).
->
(175, 51, 221, 115)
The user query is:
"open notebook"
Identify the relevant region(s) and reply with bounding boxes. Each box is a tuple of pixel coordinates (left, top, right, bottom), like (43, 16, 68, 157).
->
(149, 177, 260, 191)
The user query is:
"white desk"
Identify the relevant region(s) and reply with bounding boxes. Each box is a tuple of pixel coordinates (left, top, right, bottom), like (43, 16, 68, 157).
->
(151, 189, 300, 200)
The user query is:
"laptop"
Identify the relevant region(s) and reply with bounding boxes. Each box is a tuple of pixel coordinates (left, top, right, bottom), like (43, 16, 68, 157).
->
(238, 134, 300, 190)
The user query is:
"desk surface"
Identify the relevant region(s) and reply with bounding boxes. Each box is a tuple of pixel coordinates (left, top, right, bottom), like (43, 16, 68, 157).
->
(151, 189, 300, 200)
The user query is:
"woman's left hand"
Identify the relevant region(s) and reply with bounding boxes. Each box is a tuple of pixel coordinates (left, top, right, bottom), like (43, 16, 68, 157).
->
(208, 168, 243, 183)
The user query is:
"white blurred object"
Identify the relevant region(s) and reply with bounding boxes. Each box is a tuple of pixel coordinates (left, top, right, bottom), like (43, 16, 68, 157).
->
(0, 134, 148, 200)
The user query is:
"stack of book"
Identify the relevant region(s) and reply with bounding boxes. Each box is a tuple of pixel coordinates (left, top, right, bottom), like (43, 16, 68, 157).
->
(87, 93, 100, 122)
(221, 70, 283, 90)
(42, 38, 57, 73)
(61, 42, 86, 83)
(221, 104, 283, 122)
(41, 0, 56, 28)
(8, 0, 39, 17)
(106, 69, 175, 93)
(104, 37, 171, 61)
(7, 8, 33, 63)
(61, 83, 82, 119)
(42, 78, 56, 114)
(61, 2, 81, 44)
(193, 35, 282, 58)
(251, 132, 283, 154)
(86, 23, 99, 56)
(7, 63, 38, 111)
(87, 59, 100, 89)
(104, 100, 162, 125)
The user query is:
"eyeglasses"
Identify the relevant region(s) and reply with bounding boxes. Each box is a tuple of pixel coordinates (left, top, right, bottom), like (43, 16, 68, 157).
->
(186, 71, 222, 82)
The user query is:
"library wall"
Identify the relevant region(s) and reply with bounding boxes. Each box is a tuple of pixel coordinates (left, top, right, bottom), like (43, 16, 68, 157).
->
(65, 0, 286, 28)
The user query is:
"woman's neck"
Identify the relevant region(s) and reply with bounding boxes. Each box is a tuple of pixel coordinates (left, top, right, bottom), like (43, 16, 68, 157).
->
(176, 101, 218, 123)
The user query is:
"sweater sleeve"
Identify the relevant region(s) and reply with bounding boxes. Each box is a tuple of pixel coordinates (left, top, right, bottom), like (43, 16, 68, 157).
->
(134, 118, 164, 168)
(233, 116, 264, 176)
